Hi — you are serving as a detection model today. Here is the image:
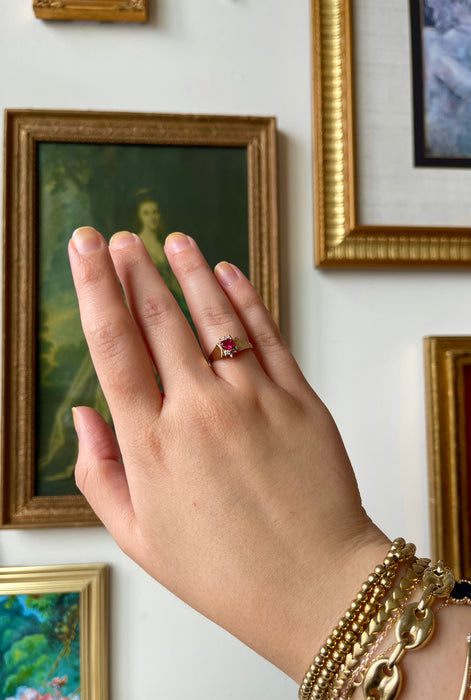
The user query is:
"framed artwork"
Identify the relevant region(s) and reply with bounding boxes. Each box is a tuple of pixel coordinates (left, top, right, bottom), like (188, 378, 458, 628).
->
(33, 0, 147, 23)
(0, 563, 109, 700)
(1, 109, 278, 528)
(410, 0, 471, 166)
(311, 0, 471, 266)
(424, 336, 471, 580)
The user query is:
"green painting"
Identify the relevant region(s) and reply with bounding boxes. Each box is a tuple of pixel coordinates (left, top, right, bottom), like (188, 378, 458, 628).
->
(36, 142, 249, 496)
(0, 592, 80, 700)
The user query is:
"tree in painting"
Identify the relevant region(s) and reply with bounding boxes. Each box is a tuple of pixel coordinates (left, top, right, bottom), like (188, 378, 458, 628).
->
(0, 593, 80, 699)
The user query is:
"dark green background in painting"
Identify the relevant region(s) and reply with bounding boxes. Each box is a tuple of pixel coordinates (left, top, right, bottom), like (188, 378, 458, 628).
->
(36, 142, 249, 496)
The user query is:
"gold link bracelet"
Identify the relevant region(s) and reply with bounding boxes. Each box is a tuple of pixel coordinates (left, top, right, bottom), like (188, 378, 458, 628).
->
(298, 538, 416, 700)
(361, 561, 455, 700)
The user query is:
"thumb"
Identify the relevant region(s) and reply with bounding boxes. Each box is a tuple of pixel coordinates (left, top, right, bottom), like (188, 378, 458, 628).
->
(73, 406, 137, 546)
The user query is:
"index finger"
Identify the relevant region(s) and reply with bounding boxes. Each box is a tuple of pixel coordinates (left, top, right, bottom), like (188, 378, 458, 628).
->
(69, 227, 162, 433)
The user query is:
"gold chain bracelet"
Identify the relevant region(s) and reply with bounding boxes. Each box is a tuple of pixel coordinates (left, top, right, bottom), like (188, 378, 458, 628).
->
(361, 561, 455, 700)
(298, 538, 416, 700)
(334, 558, 430, 699)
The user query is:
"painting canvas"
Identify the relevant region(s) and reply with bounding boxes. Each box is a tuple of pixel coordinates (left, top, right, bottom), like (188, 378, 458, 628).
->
(0, 564, 108, 700)
(424, 337, 471, 580)
(36, 142, 249, 498)
(410, 0, 471, 165)
(1, 109, 279, 527)
(0, 592, 81, 700)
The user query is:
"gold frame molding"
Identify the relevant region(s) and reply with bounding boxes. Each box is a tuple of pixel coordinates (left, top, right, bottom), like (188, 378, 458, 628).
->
(424, 337, 471, 580)
(1, 108, 279, 528)
(0, 563, 109, 700)
(311, 0, 471, 266)
(33, 0, 147, 23)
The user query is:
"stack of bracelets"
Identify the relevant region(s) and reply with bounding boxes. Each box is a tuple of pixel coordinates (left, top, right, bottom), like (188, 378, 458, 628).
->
(298, 538, 471, 700)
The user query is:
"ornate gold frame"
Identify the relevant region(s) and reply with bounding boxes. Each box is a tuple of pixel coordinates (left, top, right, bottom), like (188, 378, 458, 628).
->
(33, 0, 147, 23)
(1, 109, 279, 528)
(424, 337, 471, 580)
(311, 0, 471, 266)
(0, 563, 109, 700)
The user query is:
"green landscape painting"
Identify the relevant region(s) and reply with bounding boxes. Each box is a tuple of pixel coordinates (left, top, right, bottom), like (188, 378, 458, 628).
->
(0, 592, 80, 700)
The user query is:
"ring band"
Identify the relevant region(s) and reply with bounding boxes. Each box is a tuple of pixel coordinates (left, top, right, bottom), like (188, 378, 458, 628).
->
(208, 335, 253, 363)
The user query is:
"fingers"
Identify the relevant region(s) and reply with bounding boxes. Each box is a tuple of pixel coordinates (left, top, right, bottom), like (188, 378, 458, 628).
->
(164, 234, 263, 383)
(108, 231, 208, 389)
(214, 262, 309, 398)
(69, 227, 162, 434)
(73, 406, 138, 548)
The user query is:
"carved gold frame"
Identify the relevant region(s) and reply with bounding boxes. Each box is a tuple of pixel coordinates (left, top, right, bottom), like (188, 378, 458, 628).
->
(33, 0, 147, 23)
(0, 563, 109, 700)
(311, 0, 471, 266)
(424, 337, 471, 580)
(1, 109, 279, 528)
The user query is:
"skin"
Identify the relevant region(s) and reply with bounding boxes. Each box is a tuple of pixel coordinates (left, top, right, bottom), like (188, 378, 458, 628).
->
(69, 228, 470, 694)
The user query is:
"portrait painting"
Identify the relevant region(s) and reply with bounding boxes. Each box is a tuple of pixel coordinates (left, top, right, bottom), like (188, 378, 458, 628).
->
(0, 564, 108, 700)
(1, 109, 279, 527)
(410, 0, 471, 165)
(35, 142, 249, 499)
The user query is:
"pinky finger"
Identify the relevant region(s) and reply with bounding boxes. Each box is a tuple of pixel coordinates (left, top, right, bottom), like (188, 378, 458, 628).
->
(73, 406, 137, 548)
(214, 262, 307, 396)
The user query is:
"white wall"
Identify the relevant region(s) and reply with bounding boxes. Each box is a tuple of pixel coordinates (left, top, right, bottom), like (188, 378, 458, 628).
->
(1, 1, 470, 698)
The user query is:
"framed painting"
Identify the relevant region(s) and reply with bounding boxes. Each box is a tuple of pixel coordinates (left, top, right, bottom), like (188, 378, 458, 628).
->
(410, 0, 471, 166)
(424, 336, 471, 580)
(311, 0, 471, 266)
(33, 0, 147, 23)
(0, 563, 108, 700)
(1, 109, 279, 527)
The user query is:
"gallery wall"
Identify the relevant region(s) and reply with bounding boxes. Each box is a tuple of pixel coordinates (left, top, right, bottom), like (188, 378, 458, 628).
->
(1, 1, 471, 698)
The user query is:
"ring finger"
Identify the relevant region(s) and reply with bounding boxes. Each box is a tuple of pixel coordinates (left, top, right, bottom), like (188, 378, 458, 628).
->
(164, 233, 262, 383)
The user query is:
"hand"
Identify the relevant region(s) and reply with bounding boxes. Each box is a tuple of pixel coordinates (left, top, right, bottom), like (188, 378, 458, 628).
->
(69, 227, 388, 680)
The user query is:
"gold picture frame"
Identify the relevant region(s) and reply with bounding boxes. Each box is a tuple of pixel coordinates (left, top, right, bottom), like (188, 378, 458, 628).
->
(1, 108, 279, 528)
(424, 337, 471, 580)
(0, 563, 109, 700)
(33, 0, 147, 23)
(311, 0, 471, 266)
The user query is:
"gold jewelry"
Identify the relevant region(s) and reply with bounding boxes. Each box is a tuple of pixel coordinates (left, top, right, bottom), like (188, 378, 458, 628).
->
(298, 538, 416, 700)
(208, 335, 253, 363)
(361, 561, 455, 700)
(335, 558, 430, 699)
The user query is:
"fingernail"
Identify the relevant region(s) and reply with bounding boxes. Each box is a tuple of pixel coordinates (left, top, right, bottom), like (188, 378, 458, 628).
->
(72, 227, 103, 254)
(109, 231, 138, 250)
(72, 407, 80, 437)
(165, 232, 191, 253)
(215, 261, 240, 287)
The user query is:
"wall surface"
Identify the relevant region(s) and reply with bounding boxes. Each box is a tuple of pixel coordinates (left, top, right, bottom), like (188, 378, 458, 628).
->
(1, 1, 471, 698)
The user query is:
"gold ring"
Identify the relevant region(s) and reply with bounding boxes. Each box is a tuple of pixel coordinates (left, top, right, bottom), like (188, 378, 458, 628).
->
(208, 335, 253, 363)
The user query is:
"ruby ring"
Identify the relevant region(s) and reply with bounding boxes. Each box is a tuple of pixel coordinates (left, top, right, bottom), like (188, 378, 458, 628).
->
(208, 335, 253, 364)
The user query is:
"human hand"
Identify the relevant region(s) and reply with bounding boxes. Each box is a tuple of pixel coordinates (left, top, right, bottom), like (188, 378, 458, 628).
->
(69, 228, 388, 680)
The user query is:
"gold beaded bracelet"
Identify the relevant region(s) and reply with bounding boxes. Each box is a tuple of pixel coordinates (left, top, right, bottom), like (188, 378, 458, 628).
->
(298, 538, 416, 700)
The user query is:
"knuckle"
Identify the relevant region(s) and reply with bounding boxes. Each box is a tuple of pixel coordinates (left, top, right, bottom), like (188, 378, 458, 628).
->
(254, 326, 284, 353)
(140, 295, 175, 327)
(85, 315, 130, 361)
(199, 303, 234, 329)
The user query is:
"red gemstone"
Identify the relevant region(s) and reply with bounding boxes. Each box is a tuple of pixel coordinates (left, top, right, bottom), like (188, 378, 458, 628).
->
(220, 336, 235, 353)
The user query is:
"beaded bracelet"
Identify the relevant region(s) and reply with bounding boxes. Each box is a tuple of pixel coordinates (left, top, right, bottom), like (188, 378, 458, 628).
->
(298, 538, 416, 700)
